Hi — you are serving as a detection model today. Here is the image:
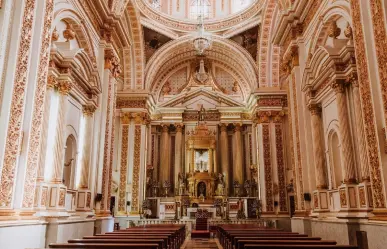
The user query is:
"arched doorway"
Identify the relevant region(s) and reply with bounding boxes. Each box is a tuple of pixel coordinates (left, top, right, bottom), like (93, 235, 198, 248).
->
(329, 132, 343, 189)
(63, 135, 77, 189)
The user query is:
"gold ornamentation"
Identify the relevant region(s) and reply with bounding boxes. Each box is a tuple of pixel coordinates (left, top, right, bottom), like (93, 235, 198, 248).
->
(107, 89, 117, 211)
(82, 105, 96, 116)
(118, 126, 129, 212)
(51, 28, 59, 42)
(340, 189, 347, 208)
(275, 124, 287, 212)
(328, 21, 341, 39)
(344, 23, 353, 40)
(120, 112, 132, 124)
(116, 97, 146, 109)
(263, 124, 274, 212)
(292, 74, 305, 210)
(58, 189, 66, 207)
(57, 80, 72, 95)
(0, 0, 37, 208)
(359, 187, 366, 207)
(351, 0, 386, 208)
(63, 23, 76, 41)
(132, 125, 142, 212)
(21, 0, 54, 208)
(100, 76, 113, 211)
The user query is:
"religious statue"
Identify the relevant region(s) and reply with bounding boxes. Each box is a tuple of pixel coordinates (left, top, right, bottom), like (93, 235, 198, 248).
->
(216, 173, 225, 196)
(198, 104, 205, 122)
(236, 198, 246, 219)
(178, 172, 186, 195)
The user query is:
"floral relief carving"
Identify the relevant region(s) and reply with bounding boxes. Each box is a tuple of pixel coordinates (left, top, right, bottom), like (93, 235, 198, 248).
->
(351, 0, 386, 208)
(275, 124, 288, 212)
(340, 189, 347, 208)
(107, 88, 117, 211)
(131, 125, 142, 212)
(118, 125, 129, 212)
(0, 0, 37, 208)
(22, 0, 54, 209)
(263, 124, 274, 212)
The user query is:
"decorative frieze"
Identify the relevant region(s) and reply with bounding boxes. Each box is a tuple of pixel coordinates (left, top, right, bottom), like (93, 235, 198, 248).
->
(262, 124, 274, 212)
(351, 0, 386, 208)
(118, 125, 129, 212)
(22, 0, 54, 209)
(0, 0, 37, 209)
(116, 97, 147, 109)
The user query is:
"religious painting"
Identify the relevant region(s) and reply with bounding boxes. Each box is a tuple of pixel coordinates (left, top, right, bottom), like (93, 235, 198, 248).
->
(144, 27, 172, 62)
(230, 25, 259, 60)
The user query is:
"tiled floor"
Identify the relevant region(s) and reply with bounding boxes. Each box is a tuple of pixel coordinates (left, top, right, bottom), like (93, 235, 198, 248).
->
(182, 238, 220, 249)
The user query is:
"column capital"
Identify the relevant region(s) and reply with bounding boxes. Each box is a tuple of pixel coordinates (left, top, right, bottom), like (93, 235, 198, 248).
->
(161, 124, 170, 132)
(233, 123, 242, 132)
(132, 112, 149, 125)
(104, 49, 121, 78)
(331, 79, 347, 93)
(346, 72, 359, 88)
(308, 103, 322, 115)
(120, 112, 132, 124)
(57, 80, 72, 95)
(82, 105, 97, 116)
(174, 123, 184, 132)
(47, 74, 58, 89)
(219, 123, 228, 132)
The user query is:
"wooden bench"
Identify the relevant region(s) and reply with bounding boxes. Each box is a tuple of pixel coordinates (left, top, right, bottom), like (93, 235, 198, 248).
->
(69, 239, 165, 249)
(49, 243, 159, 249)
(236, 240, 337, 249)
(243, 245, 358, 249)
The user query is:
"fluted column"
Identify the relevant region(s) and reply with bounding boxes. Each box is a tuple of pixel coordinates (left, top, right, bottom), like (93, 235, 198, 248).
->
(233, 123, 243, 185)
(75, 105, 96, 211)
(50, 80, 72, 183)
(350, 76, 369, 182)
(219, 124, 229, 188)
(160, 124, 170, 185)
(174, 124, 183, 188)
(79, 105, 96, 189)
(332, 80, 357, 183)
(309, 104, 328, 189)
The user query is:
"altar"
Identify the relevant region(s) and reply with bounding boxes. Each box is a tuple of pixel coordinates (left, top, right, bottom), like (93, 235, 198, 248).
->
(186, 207, 217, 219)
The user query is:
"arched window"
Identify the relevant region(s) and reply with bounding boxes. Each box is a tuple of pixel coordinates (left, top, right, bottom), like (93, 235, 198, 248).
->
(329, 132, 343, 189)
(232, 0, 254, 13)
(63, 135, 77, 189)
(190, 0, 211, 20)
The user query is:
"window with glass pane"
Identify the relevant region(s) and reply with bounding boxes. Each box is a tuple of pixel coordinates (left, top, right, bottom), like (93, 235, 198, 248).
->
(190, 0, 211, 20)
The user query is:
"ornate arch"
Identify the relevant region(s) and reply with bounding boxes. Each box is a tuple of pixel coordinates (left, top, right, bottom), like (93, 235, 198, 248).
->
(306, 2, 352, 61)
(126, 0, 145, 89)
(146, 35, 258, 96)
(53, 9, 98, 69)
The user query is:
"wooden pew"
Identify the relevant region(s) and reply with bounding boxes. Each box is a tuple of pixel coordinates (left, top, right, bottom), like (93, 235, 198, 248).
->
(243, 245, 357, 249)
(69, 239, 165, 249)
(49, 243, 159, 248)
(233, 236, 323, 249)
(236, 240, 337, 249)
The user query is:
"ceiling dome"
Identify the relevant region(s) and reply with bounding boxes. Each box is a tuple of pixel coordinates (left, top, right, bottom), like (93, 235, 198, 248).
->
(148, 0, 256, 21)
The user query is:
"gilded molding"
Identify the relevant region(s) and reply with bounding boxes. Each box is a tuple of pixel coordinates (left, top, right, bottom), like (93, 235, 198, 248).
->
(275, 123, 288, 212)
(22, 0, 54, 208)
(263, 124, 274, 212)
(0, 0, 37, 208)
(131, 125, 142, 212)
(351, 0, 386, 208)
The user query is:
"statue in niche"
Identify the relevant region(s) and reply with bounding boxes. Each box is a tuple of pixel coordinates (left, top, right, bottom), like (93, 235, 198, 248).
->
(198, 104, 206, 122)
(216, 173, 225, 196)
(195, 59, 209, 83)
(178, 172, 186, 195)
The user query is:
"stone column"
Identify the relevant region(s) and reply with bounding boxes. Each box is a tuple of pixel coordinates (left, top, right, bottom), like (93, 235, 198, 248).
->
(76, 105, 96, 212)
(219, 124, 229, 189)
(174, 124, 183, 188)
(118, 113, 131, 214)
(47, 78, 72, 211)
(159, 124, 170, 185)
(308, 104, 328, 189)
(332, 80, 356, 183)
(233, 123, 243, 185)
(349, 76, 369, 182)
(34, 75, 56, 210)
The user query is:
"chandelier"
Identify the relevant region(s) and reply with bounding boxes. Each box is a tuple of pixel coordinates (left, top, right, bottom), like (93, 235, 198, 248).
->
(192, 15, 212, 56)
